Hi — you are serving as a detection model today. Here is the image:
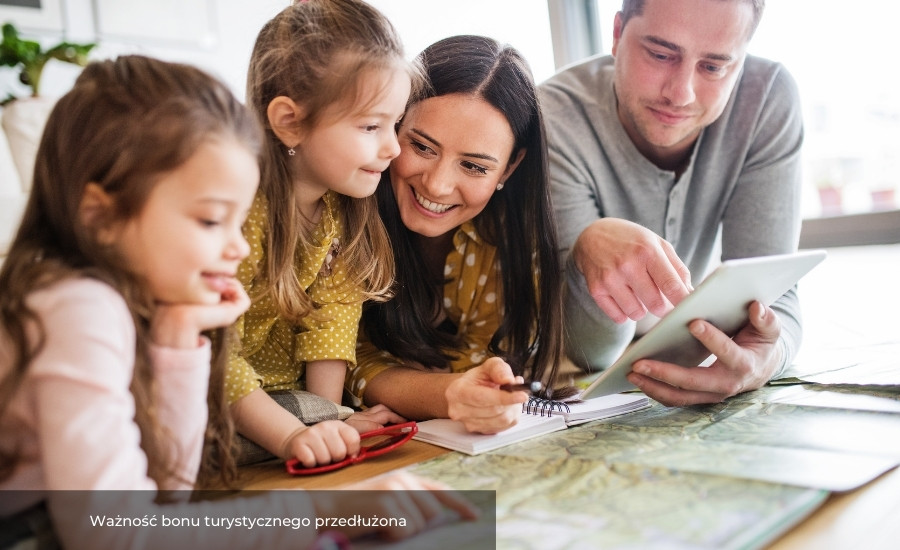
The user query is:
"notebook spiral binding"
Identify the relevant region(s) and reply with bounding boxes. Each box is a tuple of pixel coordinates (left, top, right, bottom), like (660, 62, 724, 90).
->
(523, 396, 571, 417)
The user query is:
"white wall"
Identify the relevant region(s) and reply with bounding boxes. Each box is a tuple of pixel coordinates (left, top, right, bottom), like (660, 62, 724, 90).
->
(2, 0, 555, 102)
(371, 0, 555, 83)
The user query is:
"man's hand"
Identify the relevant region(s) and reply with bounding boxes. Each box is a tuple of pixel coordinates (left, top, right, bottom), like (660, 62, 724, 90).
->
(626, 301, 783, 406)
(573, 218, 692, 323)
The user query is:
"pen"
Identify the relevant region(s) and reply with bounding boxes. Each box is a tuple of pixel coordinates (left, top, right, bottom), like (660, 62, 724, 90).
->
(499, 381, 542, 394)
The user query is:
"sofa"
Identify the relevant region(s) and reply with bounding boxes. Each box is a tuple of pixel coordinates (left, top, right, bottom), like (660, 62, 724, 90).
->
(1, 100, 51, 259)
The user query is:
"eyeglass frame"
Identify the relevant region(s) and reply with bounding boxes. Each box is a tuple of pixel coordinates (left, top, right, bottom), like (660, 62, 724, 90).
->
(285, 421, 419, 475)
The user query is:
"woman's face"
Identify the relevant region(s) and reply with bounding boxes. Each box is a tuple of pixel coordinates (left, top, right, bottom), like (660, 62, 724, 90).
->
(389, 93, 522, 238)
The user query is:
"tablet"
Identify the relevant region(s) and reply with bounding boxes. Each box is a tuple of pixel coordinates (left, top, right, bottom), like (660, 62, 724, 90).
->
(579, 249, 827, 400)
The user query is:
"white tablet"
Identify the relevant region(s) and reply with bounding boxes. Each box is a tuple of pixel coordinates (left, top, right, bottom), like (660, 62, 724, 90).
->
(579, 249, 827, 400)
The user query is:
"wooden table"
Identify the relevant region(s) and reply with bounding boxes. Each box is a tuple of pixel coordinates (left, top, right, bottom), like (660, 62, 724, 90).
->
(235, 440, 449, 491)
(769, 466, 900, 549)
(235, 245, 900, 548)
(235, 436, 900, 549)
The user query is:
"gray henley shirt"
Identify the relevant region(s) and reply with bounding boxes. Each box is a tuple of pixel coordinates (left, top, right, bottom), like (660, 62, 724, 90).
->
(539, 53, 804, 376)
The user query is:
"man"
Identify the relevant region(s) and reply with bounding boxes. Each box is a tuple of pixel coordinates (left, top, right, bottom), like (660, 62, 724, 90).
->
(539, 0, 803, 406)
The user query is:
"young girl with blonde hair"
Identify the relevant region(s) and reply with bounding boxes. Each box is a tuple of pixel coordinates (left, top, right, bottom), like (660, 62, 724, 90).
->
(229, 0, 419, 466)
(0, 54, 473, 549)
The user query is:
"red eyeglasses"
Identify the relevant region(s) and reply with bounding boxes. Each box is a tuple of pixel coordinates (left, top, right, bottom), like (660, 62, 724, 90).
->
(285, 421, 418, 475)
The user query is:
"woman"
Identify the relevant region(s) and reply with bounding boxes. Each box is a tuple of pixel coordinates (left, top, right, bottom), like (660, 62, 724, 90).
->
(348, 35, 567, 434)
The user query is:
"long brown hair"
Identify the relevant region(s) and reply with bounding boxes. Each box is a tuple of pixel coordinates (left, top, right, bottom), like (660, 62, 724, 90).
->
(0, 55, 262, 488)
(245, 0, 422, 322)
(362, 36, 567, 396)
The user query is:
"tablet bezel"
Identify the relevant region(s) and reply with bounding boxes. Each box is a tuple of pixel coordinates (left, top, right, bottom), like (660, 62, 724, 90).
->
(579, 249, 827, 400)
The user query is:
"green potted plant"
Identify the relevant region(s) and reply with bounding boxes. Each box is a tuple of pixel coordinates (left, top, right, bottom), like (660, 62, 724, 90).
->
(1, 21, 95, 189)
(1, 21, 95, 103)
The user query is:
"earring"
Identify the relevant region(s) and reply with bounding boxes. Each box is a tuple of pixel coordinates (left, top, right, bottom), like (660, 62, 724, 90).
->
(496, 183, 504, 191)
(287, 147, 296, 156)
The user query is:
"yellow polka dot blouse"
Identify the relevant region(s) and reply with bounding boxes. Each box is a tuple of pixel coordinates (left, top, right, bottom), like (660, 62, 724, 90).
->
(347, 221, 501, 407)
(226, 191, 363, 404)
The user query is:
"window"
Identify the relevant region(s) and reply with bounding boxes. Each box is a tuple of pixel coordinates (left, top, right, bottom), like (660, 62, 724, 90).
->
(752, 2, 899, 219)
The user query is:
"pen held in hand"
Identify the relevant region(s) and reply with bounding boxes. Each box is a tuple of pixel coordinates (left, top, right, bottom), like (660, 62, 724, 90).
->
(499, 381, 542, 394)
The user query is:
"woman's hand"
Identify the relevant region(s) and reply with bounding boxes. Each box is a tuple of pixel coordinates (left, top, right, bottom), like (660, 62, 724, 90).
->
(345, 404, 408, 433)
(150, 277, 249, 348)
(445, 357, 528, 434)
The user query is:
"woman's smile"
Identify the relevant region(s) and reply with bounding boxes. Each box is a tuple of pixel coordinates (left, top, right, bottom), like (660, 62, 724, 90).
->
(413, 187, 455, 214)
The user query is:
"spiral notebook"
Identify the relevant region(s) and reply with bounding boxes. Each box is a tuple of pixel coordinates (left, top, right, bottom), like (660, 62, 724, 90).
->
(537, 392, 651, 426)
(413, 393, 650, 455)
(413, 413, 567, 455)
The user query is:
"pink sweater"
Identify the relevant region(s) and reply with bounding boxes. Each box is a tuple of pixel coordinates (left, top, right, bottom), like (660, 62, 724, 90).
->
(0, 278, 315, 549)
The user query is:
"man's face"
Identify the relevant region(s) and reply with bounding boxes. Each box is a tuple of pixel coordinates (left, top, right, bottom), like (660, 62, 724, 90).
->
(611, 0, 754, 170)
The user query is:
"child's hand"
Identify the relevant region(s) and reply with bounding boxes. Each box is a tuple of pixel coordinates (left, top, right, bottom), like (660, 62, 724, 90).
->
(345, 404, 407, 433)
(314, 471, 479, 541)
(150, 278, 250, 348)
(283, 420, 360, 468)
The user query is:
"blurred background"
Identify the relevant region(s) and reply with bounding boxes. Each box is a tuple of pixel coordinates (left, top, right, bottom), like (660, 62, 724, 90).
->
(2, 0, 899, 233)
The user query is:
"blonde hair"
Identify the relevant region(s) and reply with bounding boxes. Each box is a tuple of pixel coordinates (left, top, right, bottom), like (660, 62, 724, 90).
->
(245, 0, 422, 322)
(0, 55, 262, 488)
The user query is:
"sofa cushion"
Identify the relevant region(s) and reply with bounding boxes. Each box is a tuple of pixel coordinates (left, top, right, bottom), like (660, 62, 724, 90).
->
(1, 97, 56, 193)
(0, 194, 27, 256)
(1, 107, 26, 257)
(0, 108, 22, 196)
